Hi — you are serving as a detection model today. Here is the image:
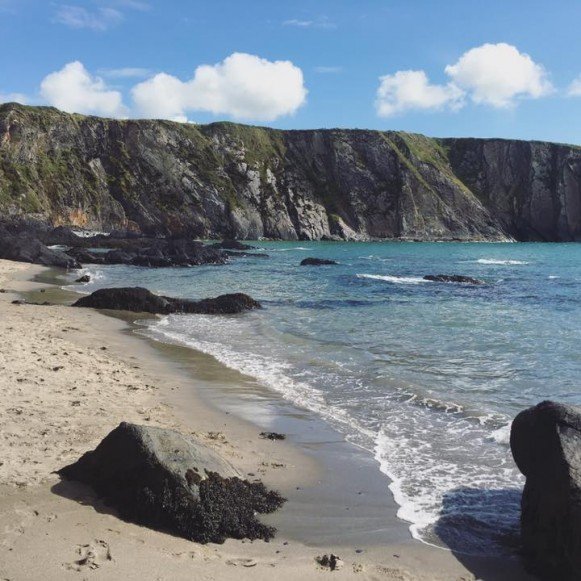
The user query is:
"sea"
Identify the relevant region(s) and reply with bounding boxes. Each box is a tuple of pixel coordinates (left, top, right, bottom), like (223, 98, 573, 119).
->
(72, 241, 581, 555)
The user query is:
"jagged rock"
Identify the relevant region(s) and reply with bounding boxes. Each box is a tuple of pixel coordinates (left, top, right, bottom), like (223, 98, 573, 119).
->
(75, 275, 91, 283)
(423, 274, 485, 285)
(0, 226, 79, 269)
(69, 238, 226, 268)
(57, 422, 286, 543)
(510, 401, 581, 579)
(72, 287, 261, 315)
(3, 103, 581, 242)
(300, 258, 338, 266)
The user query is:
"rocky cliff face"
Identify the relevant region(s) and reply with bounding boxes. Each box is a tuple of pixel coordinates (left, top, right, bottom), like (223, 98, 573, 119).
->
(1, 102, 580, 241)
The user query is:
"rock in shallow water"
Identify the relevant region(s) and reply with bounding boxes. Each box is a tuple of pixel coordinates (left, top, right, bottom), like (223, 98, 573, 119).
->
(57, 422, 286, 543)
(72, 287, 261, 315)
(510, 400, 581, 580)
(423, 274, 485, 285)
(300, 257, 338, 266)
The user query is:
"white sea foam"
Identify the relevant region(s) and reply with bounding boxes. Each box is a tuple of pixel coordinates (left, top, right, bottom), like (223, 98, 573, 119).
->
(475, 259, 529, 265)
(268, 247, 309, 252)
(356, 273, 427, 285)
(488, 423, 512, 445)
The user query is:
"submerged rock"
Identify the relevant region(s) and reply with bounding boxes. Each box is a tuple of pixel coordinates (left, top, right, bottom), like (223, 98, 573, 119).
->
(75, 274, 91, 283)
(510, 401, 581, 579)
(57, 423, 286, 543)
(72, 287, 262, 315)
(423, 274, 485, 285)
(300, 257, 338, 266)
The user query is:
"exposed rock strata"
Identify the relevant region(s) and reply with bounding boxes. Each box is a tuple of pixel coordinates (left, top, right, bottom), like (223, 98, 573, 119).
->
(2, 103, 579, 241)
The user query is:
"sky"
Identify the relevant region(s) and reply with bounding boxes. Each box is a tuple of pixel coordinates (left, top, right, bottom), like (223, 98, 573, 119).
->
(1, 0, 581, 143)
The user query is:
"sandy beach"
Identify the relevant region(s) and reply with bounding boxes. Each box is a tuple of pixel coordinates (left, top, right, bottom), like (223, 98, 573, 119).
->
(0, 259, 534, 580)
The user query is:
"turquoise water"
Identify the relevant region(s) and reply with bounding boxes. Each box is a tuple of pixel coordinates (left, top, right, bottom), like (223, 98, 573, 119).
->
(76, 241, 581, 554)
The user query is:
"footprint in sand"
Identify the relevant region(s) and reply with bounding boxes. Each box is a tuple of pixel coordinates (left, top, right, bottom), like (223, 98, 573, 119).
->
(64, 539, 113, 571)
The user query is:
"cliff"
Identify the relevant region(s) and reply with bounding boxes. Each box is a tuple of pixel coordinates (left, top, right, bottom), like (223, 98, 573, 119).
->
(1, 102, 580, 241)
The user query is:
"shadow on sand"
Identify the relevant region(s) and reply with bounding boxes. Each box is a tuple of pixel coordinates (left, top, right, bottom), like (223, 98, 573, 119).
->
(432, 487, 536, 580)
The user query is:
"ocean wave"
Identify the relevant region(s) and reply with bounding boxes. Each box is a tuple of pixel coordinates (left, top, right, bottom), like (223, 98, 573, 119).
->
(475, 259, 529, 265)
(356, 273, 427, 285)
(268, 247, 309, 252)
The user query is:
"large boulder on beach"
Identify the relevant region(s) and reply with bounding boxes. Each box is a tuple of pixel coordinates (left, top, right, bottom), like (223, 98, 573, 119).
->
(300, 257, 338, 266)
(0, 227, 80, 269)
(423, 274, 485, 285)
(57, 423, 285, 543)
(72, 287, 261, 315)
(510, 400, 581, 579)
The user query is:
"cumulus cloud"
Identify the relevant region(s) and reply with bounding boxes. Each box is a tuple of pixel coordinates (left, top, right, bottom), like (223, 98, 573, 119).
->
(54, 5, 123, 30)
(376, 43, 553, 117)
(40, 61, 127, 117)
(567, 76, 581, 97)
(132, 52, 307, 122)
(445, 43, 553, 107)
(376, 70, 464, 117)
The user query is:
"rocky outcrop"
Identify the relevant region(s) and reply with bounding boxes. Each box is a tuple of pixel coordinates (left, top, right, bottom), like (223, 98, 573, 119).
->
(423, 274, 485, 284)
(300, 257, 338, 266)
(57, 422, 285, 543)
(1, 103, 579, 242)
(0, 225, 79, 268)
(510, 401, 581, 579)
(72, 287, 261, 314)
(68, 238, 226, 267)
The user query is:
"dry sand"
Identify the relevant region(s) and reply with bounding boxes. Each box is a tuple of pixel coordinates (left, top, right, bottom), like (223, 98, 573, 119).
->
(0, 259, 534, 580)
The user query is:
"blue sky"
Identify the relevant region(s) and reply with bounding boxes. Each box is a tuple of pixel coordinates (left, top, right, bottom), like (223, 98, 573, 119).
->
(1, 0, 581, 143)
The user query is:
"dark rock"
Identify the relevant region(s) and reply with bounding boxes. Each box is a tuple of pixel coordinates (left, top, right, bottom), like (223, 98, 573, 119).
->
(316, 554, 344, 571)
(69, 238, 226, 268)
(57, 422, 286, 543)
(72, 287, 261, 315)
(75, 275, 91, 283)
(209, 239, 257, 251)
(300, 258, 338, 266)
(423, 274, 485, 285)
(223, 251, 269, 259)
(260, 432, 286, 441)
(510, 401, 581, 579)
(0, 226, 80, 269)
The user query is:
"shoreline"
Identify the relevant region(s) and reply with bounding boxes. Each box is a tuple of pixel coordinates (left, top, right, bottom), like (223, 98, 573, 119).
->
(0, 259, 533, 580)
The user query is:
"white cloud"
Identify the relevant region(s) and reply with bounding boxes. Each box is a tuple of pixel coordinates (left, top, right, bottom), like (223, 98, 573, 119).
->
(567, 76, 581, 97)
(40, 61, 127, 117)
(445, 43, 553, 107)
(132, 52, 307, 122)
(376, 43, 553, 117)
(54, 5, 123, 31)
(283, 16, 336, 29)
(376, 70, 464, 117)
(99, 67, 152, 79)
